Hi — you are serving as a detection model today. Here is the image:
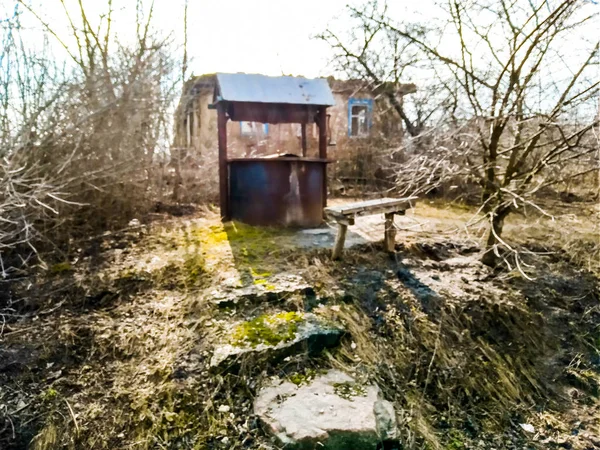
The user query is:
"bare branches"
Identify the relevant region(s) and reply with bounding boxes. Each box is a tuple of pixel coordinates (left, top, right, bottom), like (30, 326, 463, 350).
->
(331, 0, 598, 266)
(0, 0, 181, 272)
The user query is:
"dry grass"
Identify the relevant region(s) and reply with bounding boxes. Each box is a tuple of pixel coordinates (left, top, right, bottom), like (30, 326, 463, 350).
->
(1, 201, 599, 449)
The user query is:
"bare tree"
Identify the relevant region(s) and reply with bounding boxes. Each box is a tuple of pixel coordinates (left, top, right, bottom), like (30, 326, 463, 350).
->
(0, 0, 180, 273)
(326, 0, 599, 267)
(318, 2, 455, 137)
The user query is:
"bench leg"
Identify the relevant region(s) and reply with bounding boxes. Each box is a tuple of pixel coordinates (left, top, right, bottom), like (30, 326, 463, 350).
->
(332, 223, 348, 260)
(384, 213, 396, 253)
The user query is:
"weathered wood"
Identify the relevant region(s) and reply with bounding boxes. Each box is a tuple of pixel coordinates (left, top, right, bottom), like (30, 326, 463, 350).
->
(324, 197, 417, 259)
(325, 197, 417, 218)
(323, 210, 354, 226)
(384, 213, 396, 252)
(301, 123, 307, 157)
(332, 223, 348, 260)
(318, 107, 328, 209)
(217, 104, 229, 220)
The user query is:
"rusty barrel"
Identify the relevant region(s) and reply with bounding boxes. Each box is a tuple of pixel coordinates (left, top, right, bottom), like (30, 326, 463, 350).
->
(228, 157, 327, 227)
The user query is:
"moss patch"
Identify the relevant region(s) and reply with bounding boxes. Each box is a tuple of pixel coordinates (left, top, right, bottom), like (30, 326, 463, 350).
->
(288, 368, 326, 386)
(231, 311, 304, 348)
(49, 262, 72, 275)
(333, 381, 367, 400)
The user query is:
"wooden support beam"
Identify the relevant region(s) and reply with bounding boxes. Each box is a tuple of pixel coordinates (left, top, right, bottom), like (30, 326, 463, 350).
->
(317, 107, 328, 209)
(332, 223, 348, 260)
(217, 103, 229, 220)
(300, 123, 307, 157)
(384, 213, 396, 253)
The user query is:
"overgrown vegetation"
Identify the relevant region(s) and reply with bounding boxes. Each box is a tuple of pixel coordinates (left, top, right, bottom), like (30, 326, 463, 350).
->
(0, 0, 598, 449)
(321, 0, 599, 268)
(0, 0, 179, 274)
(1, 204, 598, 449)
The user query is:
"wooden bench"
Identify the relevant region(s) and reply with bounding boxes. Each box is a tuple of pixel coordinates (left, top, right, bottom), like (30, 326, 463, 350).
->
(324, 197, 417, 259)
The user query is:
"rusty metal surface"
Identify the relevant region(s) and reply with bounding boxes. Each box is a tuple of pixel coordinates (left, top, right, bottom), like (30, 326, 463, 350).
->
(228, 158, 327, 227)
(215, 73, 335, 106)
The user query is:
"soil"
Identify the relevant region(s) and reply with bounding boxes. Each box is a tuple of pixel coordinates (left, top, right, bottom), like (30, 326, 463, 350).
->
(1, 199, 598, 450)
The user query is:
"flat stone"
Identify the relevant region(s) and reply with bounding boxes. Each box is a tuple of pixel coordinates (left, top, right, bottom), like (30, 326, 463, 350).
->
(210, 273, 315, 308)
(300, 228, 334, 235)
(210, 313, 343, 372)
(254, 370, 398, 449)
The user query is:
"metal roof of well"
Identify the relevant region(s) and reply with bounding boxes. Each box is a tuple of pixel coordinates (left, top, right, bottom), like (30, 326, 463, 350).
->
(215, 73, 335, 106)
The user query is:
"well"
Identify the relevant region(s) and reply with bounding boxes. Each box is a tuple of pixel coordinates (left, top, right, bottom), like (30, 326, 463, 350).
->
(210, 73, 335, 226)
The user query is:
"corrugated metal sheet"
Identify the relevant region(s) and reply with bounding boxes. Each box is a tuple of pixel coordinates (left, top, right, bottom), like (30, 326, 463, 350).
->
(216, 73, 335, 106)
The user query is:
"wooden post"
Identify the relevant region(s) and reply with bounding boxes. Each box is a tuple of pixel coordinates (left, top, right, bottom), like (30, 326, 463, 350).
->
(318, 107, 328, 209)
(332, 223, 348, 260)
(384, 213, 396, 252)
(217, 103, 229, 220)
(301, 123, 307, 157)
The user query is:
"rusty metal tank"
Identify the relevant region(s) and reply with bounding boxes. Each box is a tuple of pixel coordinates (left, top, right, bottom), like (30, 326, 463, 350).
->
(228, 156, 327, 227)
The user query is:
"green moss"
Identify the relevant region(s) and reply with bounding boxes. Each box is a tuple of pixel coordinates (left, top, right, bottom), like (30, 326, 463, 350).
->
(199, 221, 292, 259)
(333, 381, 367, 400)
(445, 430, 467, 449)
(289, 369, 318, 386)
(250, 268, 272, 279)
(231, 311, 304, 348)
(49, 262, 72, 274)
(42, 388, 58, 402)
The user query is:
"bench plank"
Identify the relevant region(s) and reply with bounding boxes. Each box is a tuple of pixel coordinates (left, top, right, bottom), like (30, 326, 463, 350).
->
(324, 197, 417, 218)
(324, 197, 417, 260)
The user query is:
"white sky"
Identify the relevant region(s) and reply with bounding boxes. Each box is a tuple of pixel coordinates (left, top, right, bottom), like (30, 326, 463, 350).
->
(9, 0, 598, 92)
(15, 0, 363, 78)
(181, 0, 351, 77)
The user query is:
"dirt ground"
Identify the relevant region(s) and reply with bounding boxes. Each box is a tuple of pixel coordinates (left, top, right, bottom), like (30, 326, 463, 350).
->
(1, 199, 598, 450)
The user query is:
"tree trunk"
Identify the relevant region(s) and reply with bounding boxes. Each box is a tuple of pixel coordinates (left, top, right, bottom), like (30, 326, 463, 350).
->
(481, 208, 509, 267)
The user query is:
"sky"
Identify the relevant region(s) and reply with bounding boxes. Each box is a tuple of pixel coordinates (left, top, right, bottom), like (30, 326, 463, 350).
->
(10, 0, 442, 79)
(6, 0, 598, 117)
(180, 0, 351, 78)
(11, 0, 360, 78)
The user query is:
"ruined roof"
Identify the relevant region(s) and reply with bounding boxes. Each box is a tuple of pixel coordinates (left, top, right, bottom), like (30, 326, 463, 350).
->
(214, 73, 335, 106)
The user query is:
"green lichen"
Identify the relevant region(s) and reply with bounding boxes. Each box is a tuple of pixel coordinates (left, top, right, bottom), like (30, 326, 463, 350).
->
(49, 262, 72, 274)
(333, 381, 367, 400)
(231, 311, 304, 348)
(289, 369, 319, 386)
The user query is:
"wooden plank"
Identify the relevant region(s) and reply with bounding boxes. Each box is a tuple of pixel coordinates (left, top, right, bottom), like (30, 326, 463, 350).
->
(318, 107, 328, 209)
(324, 211, 354, 226)
(325, 197, 417, 216)
(324, 198, 416, 222)
(331, 223, 348, 260)
(301, 123, 307, 157)
(384, 213, 396, 252)
(217, 104, 229, 220)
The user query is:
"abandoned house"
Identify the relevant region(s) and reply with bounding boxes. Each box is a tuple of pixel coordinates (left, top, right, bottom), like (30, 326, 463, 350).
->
(171, 73, 416, 201)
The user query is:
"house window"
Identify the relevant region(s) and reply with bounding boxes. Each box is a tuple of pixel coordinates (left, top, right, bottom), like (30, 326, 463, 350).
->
(240, 121, 268, 136)
(348, 98, 373, 137)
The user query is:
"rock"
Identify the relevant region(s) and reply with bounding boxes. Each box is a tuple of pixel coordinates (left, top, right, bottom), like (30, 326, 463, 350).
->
(301, 228, 333, 235)
(254, 370, 398, 449)
(519, 423, 535, 434)
(210, 312, 343, 371)
(211, 274, 315, 308)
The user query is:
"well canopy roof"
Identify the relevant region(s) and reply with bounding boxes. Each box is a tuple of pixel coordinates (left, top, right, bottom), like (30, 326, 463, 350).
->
(215, 73, 335, 106)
